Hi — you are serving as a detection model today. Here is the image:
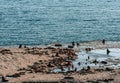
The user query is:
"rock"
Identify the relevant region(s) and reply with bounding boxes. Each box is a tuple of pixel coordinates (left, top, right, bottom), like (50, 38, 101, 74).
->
(92, 59, 99, 64)
(0, 49, 12, 55)
(87, 80, 98, 83)
(45, 46, 55, 49)
(55, 43, 62, 47)
(101, 61, 107, 64)
(103, 79, 110, 82)
(19, 44, 22, 48)
(105, 68, 113, 71)
(19, 72, 25, 75)
(29, 62, 48, 73)
(10, 73, 21, 78)
(68, 45, 74, 48)
(85, 48, 93, 52)
(17, 67, 26, 71)
(76, 43, 80, 46)
(48, 62, 55, 67)
(78, 62, 81, 66)
(0, 76, 8, 82)
(95, 69, 104, 72)
(89, 68, 95, 73)
(60, 76, 76, 83)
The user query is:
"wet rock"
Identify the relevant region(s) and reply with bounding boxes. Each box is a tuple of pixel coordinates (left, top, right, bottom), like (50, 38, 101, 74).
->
(76, 43, 80, 46)
(45, 46, 55, 49)
(68, 45, 74, 48)
(72, 41, 75, 47)
(78, 62, 81, 66)
(85, 48, 93, 52)
(92, 59, 99, 64)
(0, 76, 8, 82)
(101, 61, 107, 64)
(105, 67, 113, 71)
(54, 43, 62, 47)
(19, 44, 22, 48)
(87, 66, 90, 70)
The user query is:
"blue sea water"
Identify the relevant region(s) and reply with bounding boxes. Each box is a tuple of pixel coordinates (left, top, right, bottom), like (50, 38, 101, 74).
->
(0, 0, 120, 46)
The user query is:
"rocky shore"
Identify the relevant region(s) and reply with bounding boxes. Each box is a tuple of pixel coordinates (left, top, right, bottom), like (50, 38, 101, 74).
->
(0, 41, 120, 83)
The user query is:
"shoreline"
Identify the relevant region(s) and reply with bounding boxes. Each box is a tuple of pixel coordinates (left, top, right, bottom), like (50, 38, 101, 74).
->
(1, 40, 120, 47)
(0, 40, 120, 83)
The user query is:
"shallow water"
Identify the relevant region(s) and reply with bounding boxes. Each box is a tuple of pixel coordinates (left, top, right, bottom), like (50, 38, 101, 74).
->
(0, 0, 120, 46)
(53, 48, 120, 72)
(73, 48, 120, 70)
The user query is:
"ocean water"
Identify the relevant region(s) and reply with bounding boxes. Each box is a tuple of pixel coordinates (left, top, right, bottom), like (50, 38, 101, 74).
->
(0, 0, 120, 46)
